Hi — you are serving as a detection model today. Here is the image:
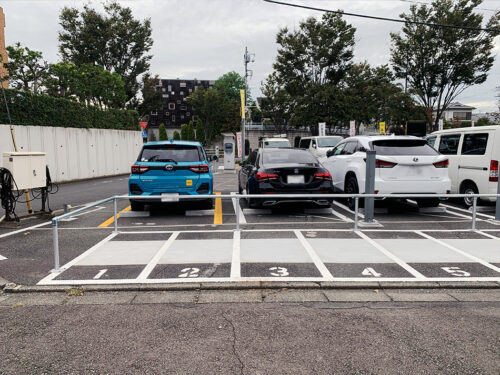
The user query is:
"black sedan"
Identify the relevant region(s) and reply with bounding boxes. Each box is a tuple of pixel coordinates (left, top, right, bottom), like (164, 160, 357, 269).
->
(238, 148, 333, 207)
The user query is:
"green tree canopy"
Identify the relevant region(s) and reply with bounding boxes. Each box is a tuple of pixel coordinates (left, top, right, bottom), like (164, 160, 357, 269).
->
(158, 123, 167, 140)
(58, 1, 153, 105)
(214, 71, 246, 102)
(173, 130, 180, 140)
(137, 74, 163, 120)
(4, 42, 48, 94)
(390, 0, 500, 131)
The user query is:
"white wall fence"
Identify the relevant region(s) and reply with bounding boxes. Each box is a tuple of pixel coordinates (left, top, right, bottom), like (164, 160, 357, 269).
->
(0, 124, 143, 183)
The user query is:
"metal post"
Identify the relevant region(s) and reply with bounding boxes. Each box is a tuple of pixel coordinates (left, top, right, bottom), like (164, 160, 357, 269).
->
(236, 196, 240, 231)
(113, 197, 118, 233)
(471, 196, 477, 230)
(52, 219, 60, 272)
(364, 150, 376, 223)
(354, 197, 359, 231)
(496, 179, 500, 221)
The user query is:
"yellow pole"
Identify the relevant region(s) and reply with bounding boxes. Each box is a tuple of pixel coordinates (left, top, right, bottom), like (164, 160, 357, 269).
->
(9, 125, 33, 213)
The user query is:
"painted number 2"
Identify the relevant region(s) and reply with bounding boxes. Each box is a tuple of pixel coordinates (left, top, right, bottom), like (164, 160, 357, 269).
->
(178, 267, 200, 278)
(269, 267, 289, 277)
(441, 266, 470, 277)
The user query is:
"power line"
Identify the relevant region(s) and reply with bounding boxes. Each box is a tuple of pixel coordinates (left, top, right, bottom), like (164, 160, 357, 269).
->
(263, 0, 500, 33)
(400, 0, 498, 13)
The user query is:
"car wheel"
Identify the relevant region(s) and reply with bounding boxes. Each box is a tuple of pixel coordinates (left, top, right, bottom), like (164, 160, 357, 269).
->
(416, 198, 440, 208)
(460, 182, 478, 207)
(130, 200, 144, 211)
(345, 176, 362, 211)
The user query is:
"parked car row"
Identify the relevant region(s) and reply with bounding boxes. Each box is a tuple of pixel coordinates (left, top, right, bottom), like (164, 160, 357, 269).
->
(127, 126, 498, 211)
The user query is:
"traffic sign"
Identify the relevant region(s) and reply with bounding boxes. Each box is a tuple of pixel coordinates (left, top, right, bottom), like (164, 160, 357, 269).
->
(140, 122, 148, 130)
(379, 122, 386, 134)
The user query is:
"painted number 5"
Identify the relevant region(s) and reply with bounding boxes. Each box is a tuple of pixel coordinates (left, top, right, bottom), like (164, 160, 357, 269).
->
(441, 266, 470, 277)
(269, 267, 289, 277)
(178, 267, 200, 278)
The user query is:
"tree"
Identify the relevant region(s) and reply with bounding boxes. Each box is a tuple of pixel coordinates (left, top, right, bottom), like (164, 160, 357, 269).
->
(4, 42, 48, 93)
(180, 124, 188, 140)
(58, 1, 153, 104)
(195, 119, 205, 144)
(187, 121, 196, 140)
(173, 130, 180, 140)
(260, 72, 292, 133)
(390, 0, 500, 131)
(158, 123, 167, 140)
(187, 86, 224, 142)
(137, 74, 163, 120)
(214, 71, 246, 102)
(249, 101, 262, 123)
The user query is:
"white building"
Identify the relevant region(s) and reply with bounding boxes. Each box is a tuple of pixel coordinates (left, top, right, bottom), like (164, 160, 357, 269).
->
(434, 102, 476, 122)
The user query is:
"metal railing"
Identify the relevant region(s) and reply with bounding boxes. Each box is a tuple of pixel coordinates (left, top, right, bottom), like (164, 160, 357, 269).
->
(50, 192, 500, 273)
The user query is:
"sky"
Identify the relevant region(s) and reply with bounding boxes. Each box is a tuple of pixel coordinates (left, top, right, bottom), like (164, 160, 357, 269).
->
(2, 0, 499, 112)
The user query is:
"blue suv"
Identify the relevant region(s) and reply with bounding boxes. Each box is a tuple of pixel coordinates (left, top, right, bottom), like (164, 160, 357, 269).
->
(129, 140, 214, 210)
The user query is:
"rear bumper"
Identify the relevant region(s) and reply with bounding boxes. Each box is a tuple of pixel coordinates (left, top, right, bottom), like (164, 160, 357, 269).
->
(129, 174, 212, 197)
(251, 181, 333, 206)
(371, 179, 451, 195)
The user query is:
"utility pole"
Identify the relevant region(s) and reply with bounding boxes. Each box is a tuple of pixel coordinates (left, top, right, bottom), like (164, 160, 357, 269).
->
(243, 47, 254, 159)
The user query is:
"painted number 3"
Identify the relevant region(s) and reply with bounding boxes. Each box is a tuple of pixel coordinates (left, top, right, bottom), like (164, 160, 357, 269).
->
(178, 267, 200, 278)
(269, 267, 289, 277)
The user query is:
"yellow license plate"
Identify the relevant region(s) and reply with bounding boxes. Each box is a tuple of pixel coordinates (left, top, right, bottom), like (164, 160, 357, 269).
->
(186, 180, 192, 186)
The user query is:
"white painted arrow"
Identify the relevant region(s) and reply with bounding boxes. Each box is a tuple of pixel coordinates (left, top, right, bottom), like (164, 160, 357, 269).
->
(362, 267, 382, 277)
(0, 255, 6, 261)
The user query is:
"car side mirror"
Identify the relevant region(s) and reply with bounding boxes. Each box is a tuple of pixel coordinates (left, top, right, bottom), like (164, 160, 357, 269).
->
(326, 150, 333, 158)
(312, 144, 317, 149)
(210, 155, 218, 162)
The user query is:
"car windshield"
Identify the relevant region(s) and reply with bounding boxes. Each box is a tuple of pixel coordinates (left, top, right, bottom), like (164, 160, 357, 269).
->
(139, 145, 202, 162)
(371, 139, 438, 155)
(318, 137, 343, 147)
(262, 150, 318, 164)
(264, 140, 291, 148)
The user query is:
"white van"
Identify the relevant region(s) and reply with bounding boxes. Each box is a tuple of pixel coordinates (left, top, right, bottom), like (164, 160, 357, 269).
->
(299, 136, 343, 160)
(427, 125, 499, 206)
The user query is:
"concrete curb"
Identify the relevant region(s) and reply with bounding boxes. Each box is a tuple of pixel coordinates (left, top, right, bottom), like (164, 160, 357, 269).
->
(3, 280, 500, 293)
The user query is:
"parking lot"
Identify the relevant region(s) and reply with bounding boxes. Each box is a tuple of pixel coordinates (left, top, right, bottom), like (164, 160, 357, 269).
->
(1, 171, 499, 287)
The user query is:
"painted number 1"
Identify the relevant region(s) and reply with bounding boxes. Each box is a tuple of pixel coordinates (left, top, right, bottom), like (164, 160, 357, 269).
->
(269, 267, 289, 277)
(441, 266, 470, 277)
(178, 267, 200, 278)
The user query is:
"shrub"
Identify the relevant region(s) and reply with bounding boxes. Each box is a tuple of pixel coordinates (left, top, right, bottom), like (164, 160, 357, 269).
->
(158, 123, 167, 140)
(173, 130, 180, 140)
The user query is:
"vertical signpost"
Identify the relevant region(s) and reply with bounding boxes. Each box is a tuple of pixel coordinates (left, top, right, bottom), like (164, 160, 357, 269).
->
(236, 132, 242, 158)
(438, 119, 443, 131)
(318, 122, 326, 137)
(240, 88, 245, 160)
(349, 121, 355, 137)
(364, 150, 376, 223)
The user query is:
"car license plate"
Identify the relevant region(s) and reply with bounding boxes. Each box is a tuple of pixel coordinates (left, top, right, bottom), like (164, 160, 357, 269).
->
(287, 175, 304, 184)
(161, 193, 179, 202)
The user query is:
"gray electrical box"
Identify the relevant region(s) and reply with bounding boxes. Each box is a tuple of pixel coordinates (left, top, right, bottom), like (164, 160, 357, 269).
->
(2, 152, 46, 190)
(222, 133, 235, 170)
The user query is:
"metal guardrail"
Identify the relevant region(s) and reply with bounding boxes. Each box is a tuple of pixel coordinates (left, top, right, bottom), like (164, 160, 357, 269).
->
(50, 192, 500, 273)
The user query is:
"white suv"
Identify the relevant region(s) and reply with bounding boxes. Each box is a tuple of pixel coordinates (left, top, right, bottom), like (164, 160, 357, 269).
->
(299, 136, 343, 160)
(322, 136, 451, 209)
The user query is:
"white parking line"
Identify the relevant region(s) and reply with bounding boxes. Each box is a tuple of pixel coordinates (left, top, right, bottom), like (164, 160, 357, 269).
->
(332, 200, 365, 219)
(415, 231, 500, 274)
(37, 232, 118, 285)
(230, 231, 241, 279)
(476, 231, 500, 240)
(295, 230, 334, 280)
(230, 192, 247, 224)
(355, 231, 426, 279)
(329, 208, 354, 223)
(441, 203, 495, 219)
(0, 255, 6, 261)
(136, 231, 180, 280)
(0, 206, 106, 239)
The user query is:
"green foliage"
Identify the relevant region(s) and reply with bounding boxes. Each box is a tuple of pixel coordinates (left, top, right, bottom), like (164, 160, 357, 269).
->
(186, 121, 196, 141)
(390, 0, 500, 131)
(158, 123, 167, 140)
(214, 71, 247, 102)
(150, 131, 157, 141)
(250, 101, 262, 123)
(138, 73, 163, 120)
(45, 63, 126, 109)
(195, 118, 205, 144)
(4, 42, 48, 94)
(180, 124, 188, 140)
(58, 1, 153, 105)
(173, 130, 180, 140)
(0, 89, 138, 130)
(476, 117, 491, 126)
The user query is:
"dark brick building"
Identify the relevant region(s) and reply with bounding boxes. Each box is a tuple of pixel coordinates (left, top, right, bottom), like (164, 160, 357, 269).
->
(148, 79, 215, 135)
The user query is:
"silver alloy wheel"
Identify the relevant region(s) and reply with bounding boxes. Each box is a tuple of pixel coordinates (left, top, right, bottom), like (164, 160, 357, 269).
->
(463, 187, 475, 207)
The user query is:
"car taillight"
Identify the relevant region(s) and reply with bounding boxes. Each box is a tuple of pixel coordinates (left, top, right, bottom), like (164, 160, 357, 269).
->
(375, 159, 397, 168)
(189, 164, 210, 173)
(433, 159, 449, 168)
(314, 171, 332, 180)
(131, 165, 149, 174)
(255, 172, 278, 181)
(490, 160, 498, 182)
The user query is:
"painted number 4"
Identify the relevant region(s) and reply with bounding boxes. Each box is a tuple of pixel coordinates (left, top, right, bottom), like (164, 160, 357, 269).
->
(178, 267, 200, 278)
(269, 267, 289, 277)
(441, 266, 470, 277)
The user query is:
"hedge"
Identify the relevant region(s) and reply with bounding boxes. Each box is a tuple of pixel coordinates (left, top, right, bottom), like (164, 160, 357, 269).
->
(0, 89, 139, 130)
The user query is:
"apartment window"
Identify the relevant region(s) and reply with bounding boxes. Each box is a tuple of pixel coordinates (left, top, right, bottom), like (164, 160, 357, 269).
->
(177, 100, 181, 104)
(186, 112, 191, 117)
(165, 111, 170, 116)
(180, 82, 186, 88)
(168, 85, 172, 91)
(162, 94, 168, 98)
(172, 115, 176, 122)
(181, 115, 185, 120)
(180, 91, 184, 96)
(151, 110, 157, 115)
(189, 88, 192, 93)
(181, 105, 187, 111)
(168, 103, 175, 110)
(162, 88, 166, 92)
(171, 91, 175, 95)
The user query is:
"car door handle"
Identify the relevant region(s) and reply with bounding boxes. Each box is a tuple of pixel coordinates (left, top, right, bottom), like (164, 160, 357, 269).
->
(458, 165, 487, 171)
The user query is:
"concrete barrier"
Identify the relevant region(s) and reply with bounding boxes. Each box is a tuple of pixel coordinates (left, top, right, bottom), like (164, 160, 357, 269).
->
(0, 124, 142, 183)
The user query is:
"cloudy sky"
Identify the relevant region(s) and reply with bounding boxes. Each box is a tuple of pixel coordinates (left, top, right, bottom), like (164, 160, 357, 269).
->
(2, 0, 499, 112)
